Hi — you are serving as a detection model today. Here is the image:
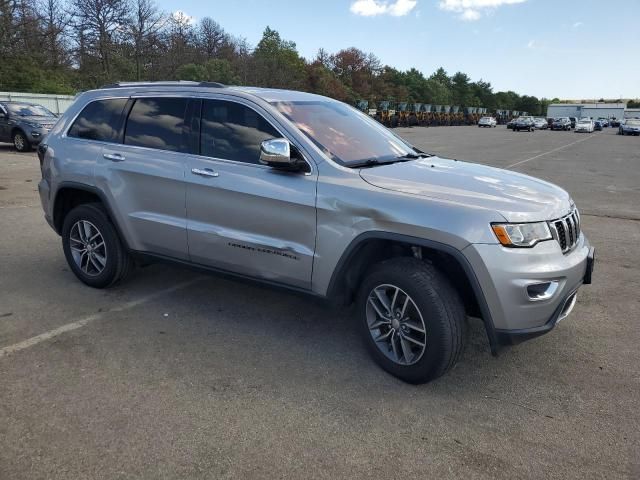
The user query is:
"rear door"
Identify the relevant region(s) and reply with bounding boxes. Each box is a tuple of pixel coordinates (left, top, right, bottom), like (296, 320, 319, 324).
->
(184, 97, 317, 289)
(94, 96, 191, 259)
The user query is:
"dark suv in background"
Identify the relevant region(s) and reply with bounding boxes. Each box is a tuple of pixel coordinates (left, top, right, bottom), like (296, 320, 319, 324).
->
(552, 117, 572, 131)
(0, 101, 58, 152)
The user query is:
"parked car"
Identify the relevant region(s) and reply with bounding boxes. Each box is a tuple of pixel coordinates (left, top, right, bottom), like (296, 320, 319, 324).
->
(533, 117, 548, 129)
(0, 101, 58, 152)
(594, 120, 604, 131)
(618, 119, 640, 136)
(37, 81, 595, 384)
(552, 117, 572, 131)
(513, 116, 535, 132)
(569, 117, 577, 129)
(478, 116, 497, 127)
(575, 118, 594, 133)
(610, 118, 622, 128)
(596, 118, 609, 127)
(506, 118, 516, 129)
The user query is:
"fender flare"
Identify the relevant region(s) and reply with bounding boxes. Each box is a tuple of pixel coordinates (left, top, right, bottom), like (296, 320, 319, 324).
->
(326, 231, 499, 355)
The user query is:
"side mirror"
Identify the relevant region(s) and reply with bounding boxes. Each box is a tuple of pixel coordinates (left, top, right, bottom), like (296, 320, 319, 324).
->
(260, 138, 304, 171)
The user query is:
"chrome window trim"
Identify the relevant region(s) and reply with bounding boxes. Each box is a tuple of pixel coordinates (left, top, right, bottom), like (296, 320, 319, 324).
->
(61, 92, 314, 176)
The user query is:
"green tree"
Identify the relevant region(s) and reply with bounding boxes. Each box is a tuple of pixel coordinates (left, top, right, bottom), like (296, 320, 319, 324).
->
(252, 26, 306, 89)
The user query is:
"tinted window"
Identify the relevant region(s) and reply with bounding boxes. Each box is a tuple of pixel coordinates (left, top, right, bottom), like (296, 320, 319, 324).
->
(125, 98, 189, 152)
(200, 100, 279, 164)
(68, 98, 127, 142)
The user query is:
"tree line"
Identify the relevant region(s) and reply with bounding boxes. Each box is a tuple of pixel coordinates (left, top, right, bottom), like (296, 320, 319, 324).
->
(1, 0, 558, 114)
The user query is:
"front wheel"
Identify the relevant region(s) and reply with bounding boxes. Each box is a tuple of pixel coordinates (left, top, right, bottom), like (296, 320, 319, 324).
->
(357, 258, 466, 384)
(62, 203, 134, 288)
(12, 131, 30, 152)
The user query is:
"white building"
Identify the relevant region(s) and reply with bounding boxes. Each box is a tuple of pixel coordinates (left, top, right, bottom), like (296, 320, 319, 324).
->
(547, 103, 626, 120)
(624, 108, 640, 119)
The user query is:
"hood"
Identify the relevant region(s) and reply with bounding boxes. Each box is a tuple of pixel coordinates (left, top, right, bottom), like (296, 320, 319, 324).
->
(359, 157, 573, 222)
(18, 115, 56, 125)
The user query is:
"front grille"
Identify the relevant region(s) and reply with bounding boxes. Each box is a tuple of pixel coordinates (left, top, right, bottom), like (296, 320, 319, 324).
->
(549, 209, 581, 253)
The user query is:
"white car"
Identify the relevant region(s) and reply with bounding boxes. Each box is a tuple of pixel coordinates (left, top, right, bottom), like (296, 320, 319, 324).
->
(575, 118, 594, 133)
(478, 116, 497, 127)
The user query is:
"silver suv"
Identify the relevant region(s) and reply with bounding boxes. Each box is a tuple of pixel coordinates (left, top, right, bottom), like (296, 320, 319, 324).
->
(38, 82, 595, 383)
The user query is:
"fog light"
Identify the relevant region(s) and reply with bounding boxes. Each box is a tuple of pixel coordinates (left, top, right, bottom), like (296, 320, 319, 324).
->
(526, 281, 559, 301)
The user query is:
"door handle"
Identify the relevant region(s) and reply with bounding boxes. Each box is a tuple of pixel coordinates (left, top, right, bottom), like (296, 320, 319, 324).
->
(191, 168, 219, 178)
(103, 153, 125, 162)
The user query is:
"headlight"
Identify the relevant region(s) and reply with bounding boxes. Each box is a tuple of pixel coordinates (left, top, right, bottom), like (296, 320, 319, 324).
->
(491, 222, 552, 247)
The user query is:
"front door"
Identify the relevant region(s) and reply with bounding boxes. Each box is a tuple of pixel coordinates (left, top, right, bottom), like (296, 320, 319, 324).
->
(185, 98, 317, 290)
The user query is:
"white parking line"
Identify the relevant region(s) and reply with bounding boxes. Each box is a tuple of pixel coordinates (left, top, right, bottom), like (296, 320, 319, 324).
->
(0, 204, 39, 209)
(506, 133, 598, 169)
(0, 278, 201, 358)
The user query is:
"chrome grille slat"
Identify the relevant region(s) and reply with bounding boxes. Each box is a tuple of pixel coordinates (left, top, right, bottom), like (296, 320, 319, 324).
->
(549, 208, 580, 254)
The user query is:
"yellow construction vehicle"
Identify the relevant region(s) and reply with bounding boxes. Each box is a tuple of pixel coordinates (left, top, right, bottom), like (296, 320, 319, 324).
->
(408, 103, 421, 126)
(397, 102, 410, 127)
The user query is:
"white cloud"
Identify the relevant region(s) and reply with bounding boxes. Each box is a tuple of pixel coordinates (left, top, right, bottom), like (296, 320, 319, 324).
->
(573, 21, 583, 28)
(350, 0, 418, 17)
(439, 0, 527, 21)
(461, 9, 481, 21)
(171, 10, 196, 26)
(526, 39, 535, 49)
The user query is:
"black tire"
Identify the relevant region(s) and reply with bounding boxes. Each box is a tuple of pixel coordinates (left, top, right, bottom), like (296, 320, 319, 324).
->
(61, 203, 134, 288)
(12, 130, 31, 152)
(357, 257, 466, 384)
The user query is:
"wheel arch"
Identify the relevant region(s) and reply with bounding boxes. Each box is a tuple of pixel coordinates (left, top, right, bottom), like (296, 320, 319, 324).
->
(52, 182, 130, 250)
(326, 231, 499, 354)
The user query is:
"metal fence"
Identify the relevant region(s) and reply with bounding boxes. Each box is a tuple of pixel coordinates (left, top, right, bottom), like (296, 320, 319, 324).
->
(0, 92, 76, 115)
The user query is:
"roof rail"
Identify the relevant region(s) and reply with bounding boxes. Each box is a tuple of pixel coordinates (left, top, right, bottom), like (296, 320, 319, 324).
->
(100, 81, 225, 89)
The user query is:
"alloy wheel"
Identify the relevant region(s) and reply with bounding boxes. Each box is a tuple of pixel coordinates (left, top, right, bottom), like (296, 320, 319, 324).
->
(365, 284, 427, 365)
(69, 220, 107, 276)
(14, 133, 25, 151)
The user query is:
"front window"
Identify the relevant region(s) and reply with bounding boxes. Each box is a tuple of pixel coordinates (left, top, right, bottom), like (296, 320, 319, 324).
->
(6, 103, 55, 117)
(272, 100, 414, 167)
(201, 99, 279, 164)
(627, 120, 640, 126)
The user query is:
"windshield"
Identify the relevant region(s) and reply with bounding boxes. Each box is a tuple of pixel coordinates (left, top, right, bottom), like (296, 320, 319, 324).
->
(627, 120, 640, 126)
(272, 100, 414, 166)
(6, 103, 55, 117)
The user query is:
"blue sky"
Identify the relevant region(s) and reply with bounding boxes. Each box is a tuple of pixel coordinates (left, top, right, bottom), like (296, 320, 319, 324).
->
(157, 0, 639, 100)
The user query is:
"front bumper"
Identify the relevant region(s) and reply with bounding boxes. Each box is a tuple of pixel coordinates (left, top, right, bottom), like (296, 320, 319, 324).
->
(463, 234, 594, 342)
(24, 126, 50, 145)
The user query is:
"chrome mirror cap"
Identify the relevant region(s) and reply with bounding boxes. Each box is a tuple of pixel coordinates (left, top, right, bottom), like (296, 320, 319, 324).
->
(259, 138, 292, 166)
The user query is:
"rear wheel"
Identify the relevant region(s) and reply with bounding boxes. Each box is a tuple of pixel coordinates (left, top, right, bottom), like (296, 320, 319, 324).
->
(357, 258, 466, 384)
(61, 203, 134, 288)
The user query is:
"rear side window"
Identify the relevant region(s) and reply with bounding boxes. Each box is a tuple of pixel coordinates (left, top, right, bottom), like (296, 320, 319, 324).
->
(200, 99, 279, 164)
(68, 98, 128, 142)
(125, 97, 189, 152)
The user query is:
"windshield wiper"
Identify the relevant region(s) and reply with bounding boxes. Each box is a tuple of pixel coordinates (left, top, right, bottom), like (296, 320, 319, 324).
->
(397, 152, 433, 160)
(350, 152, 434, 169)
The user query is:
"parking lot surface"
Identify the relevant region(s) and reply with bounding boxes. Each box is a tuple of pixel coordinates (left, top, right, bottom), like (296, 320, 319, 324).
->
(1, 127, 638, 479)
